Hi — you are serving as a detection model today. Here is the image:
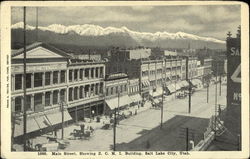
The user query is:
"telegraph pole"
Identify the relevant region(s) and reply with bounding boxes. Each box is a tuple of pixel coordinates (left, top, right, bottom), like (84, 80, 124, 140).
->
(214, 63, 218, 136)
(113, 91, 120, 151)
(207, 78, 209, 103)
(160, 84, 164, 129)
(60, 97, 65, 140)
(186, 127, 189, 151)
(113, 106, 116, 151)
(186, 56, 191, 114)
(23, 6, 28, 151)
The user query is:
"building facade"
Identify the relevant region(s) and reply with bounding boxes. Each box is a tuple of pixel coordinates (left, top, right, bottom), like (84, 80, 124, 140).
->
(11, 43, 105, 139)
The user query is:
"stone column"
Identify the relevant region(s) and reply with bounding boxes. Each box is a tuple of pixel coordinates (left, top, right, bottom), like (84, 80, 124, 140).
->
(89, 68, 91, 79)
(82, 86, 85, 98)
(58, 71, 61, 84)
(72, 69, 75, 82)
(93, 68, 96, 79)
(11, 97, 15, 112)
(82, 68, 85, 80)
(42, 72, 45, 87)
(77, 69, 79, 81)
(50, 91, 53, 106)
(31, 94, 34, 111)
(42, 92, 45, 107)
(31, 73, 34, 88)
(77, 87, 80, 100)
(21, 96, 24, 112)
(58, 90, 61, 103)
(11, 75, 14, 91)
(50, 71, 53, 85)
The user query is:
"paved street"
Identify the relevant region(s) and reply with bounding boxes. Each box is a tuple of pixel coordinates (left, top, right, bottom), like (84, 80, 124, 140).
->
(63, 84, 226, 151)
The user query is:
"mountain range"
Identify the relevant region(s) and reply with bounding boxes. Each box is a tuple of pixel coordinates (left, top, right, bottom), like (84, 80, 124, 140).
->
(11, 22, 226, 50)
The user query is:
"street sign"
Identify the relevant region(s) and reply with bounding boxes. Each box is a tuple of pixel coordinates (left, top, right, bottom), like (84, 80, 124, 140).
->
(226, 37, 241, 106)
(225, 36, 241, 135)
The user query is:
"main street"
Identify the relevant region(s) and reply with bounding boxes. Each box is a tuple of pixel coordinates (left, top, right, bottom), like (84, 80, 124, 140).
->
(64, 83, 226, 151)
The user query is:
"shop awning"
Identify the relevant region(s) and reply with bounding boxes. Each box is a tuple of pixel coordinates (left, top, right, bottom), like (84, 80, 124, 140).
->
(129, 94, 142, 103)
(175, 82, 182, 90)
(191, 79, 202, 86)
(46, 111, 72, 125)
(153, 98, 160, 104)
(14, 117, 40, 137)
(34, 115, 51, 129)
(142, 80, 150, 87)
(167, 84, 176, 93)
(152, 87, 163, 97)
(180, 80, 189, 88)
(106, 95, 132, 110)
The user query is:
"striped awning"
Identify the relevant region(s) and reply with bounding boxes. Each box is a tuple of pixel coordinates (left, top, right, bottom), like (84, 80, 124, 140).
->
(129, 94, 142, 103)
(106, 95, 132, 110)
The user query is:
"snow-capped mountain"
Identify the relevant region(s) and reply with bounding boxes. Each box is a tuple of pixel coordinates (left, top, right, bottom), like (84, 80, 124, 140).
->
(12, 22, 225, 44)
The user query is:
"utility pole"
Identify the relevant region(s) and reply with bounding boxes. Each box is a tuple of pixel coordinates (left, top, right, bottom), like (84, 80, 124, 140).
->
(113, 106, 116, 151)
(219, 72, 222, 96)
(60, 97, 65, 140)
(113, 91, 120, 151)
(160, 84, 164, 129)
(207, 78, 209, 103)
(186, 57, 191, 114)
(214, 63, 218, 136)
(23, 6, 27, 151)
(186, 127, 189, 151)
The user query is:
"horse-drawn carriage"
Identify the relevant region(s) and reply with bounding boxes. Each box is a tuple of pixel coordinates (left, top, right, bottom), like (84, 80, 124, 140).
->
(69, 125, 94, 140)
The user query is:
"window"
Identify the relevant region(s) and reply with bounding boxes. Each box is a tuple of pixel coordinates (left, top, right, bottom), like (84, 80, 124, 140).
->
(60, 89, 66, 102)
(34, 93, 42, 107)
(74, 70, 78, 81)
(69, 70, 73, 82)
(85, 85, 89, 97)
(111, 87, 113, 95)
(120, 85, 123, 93)
(85, 68, 89, 78)
(69, 88, 73, 101)
(60, 71, 66, 83)
(26, 95, 31, 110)
(124, 85, 127, 92)
(106, 88, 109, 96)
(45, 72, 51, 85)
(79, 86, 83, 99)
(53, 90, 58, 104)
(53, 71, 59, 84)
(91, 68, 94, 78)
(91, 84, 94, 95)
(74, 87, 78, 100)
(15, 96, 22, 112)
(34, 73, 43, 87)
(45, 92, 51, 106)
(95, 68, 99, 78)
(100, 83, 103, 94)
(26, 73, 32, 89)
(15, 74, 22, 90)
(116, 86, 118, 94)
(79, 69, 83, 80)
(95, 84, 99, 95)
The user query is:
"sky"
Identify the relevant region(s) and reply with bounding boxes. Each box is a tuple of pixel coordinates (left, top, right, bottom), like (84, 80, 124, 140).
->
(11, 5, 241, 40)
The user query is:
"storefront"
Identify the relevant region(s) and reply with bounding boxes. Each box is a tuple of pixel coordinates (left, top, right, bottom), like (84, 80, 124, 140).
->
(68, 100, 104, 122)
(129, 93, 142, 107)
(105, 95, 132, 113)
(14, 110, 72, 141)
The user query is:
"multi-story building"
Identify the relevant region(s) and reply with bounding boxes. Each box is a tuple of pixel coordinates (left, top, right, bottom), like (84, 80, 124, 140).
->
(104, 73, 131, 114)
(106, 48, 199, 100)
(201, 58, 213, 83)
(11, 42, 105, 139)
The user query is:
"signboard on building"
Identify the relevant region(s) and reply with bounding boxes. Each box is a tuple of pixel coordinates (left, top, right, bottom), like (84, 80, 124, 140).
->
(226, 36, 241, 135)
